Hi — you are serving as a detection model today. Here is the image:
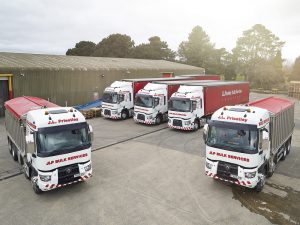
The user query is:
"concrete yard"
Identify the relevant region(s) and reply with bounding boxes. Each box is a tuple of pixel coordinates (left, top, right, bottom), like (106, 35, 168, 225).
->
(0, 93, 299, 225)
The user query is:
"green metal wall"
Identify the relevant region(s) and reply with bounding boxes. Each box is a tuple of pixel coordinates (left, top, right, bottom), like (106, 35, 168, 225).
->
(1, 67, 203, 106)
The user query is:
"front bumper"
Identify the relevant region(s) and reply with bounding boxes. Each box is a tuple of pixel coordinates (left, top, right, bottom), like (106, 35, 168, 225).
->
(205, 159, 258, 188)
(134, 112, 156, 125)
(37, 162, 93, 191)
(168, 118, 194, 131)
(102, 108, 121, 119)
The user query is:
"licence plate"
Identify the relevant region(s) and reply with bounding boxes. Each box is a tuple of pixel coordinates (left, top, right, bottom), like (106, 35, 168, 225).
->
(74, 173, 85, 178)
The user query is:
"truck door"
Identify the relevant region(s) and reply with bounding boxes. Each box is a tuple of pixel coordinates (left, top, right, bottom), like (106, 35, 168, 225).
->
(0, 79, 9, 117)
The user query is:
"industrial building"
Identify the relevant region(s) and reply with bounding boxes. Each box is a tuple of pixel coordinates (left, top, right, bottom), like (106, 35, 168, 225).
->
(0, 52, 204, 116)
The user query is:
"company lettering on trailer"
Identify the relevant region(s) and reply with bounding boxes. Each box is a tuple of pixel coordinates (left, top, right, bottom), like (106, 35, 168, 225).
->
(48, 118, 78, 125)
(259, 118, 270, 126)
(218, 115, 248, 123)
(46, 153, 88, 165)
(222, 89, 242, 97)
(209, 151, 250, 162)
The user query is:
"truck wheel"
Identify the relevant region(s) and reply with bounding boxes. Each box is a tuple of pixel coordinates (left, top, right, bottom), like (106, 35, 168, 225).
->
(12, 145, 18, 161)
(193, 120, 200, 131)
(286, 138, 291, 155)
(255, 169, 266, 192)
(23, 163, 30, 180)
(155, 115, 162, 125)
(281, 146, 287, 161)
(121, 109, 129, 120)
(7, 137, 12, 155)
(31, 172, 42, 194)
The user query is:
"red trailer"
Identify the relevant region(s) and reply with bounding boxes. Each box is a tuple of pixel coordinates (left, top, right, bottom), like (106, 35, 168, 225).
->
(168, 81, 249, 130)
(123, 74, 220, 97)
(202, 81, 249, 115)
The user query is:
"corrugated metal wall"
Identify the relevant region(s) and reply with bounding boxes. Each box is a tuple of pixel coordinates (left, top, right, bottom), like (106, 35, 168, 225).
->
(2, 67, 202, 106)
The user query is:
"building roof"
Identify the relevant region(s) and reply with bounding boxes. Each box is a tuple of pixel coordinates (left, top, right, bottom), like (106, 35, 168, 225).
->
(0, 52, 203, 71)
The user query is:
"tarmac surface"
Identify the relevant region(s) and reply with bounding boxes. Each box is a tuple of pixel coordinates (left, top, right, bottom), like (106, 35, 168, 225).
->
(0, 92, 299, 225)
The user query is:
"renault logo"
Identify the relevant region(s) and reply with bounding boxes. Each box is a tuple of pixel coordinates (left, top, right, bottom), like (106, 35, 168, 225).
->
(225, 165, 230, 171)
(66, 168, 72, 174)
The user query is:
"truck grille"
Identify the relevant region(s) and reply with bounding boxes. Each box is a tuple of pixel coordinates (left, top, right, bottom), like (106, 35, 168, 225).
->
(173, 119, 182, 127)
(217, 161, 238, 181)
(137, 113, 145, 121)
(58, 164, 80, 184)
(104, 109, 111, 116)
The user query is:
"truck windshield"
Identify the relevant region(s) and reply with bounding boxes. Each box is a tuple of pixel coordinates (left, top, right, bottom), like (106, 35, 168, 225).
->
(135, 94, 153, 108)
(169, 98, 191, 112)
(37, 123, 91, 157)
(102, 92, 118, 103)
(207, 121, 258, 154)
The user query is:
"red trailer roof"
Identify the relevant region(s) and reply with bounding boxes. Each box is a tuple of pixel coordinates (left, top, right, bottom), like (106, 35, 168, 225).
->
(249, 96, 294, 115)
(4, 96, 59, 119)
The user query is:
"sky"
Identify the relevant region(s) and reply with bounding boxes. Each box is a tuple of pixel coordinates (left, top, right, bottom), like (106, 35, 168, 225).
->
(0, 0, 299, 63)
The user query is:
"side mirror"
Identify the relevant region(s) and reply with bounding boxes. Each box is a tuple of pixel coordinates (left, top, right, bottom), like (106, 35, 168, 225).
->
(262, 130, 269, 141)
(26, 134, 35, 154)
(88, 125, 94, 142)
(192, 101, 197, 111)
(154, 98, 159, 107)
(203, 124, 209, 142)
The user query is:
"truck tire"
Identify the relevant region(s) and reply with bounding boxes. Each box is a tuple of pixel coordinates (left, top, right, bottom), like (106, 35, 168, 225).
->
(286, 138, 292, 155)
(23, 163, 30, 180)
(155, 115, 162, 125)
(280, 146, 287, 161)
(12, 145, 18, 161)
(7, 137, 12, 155)
(31, 171, 42, 194)
(121, 109, 129, 120)
(193, 119, 200, 131)
(255, 169, 266, 192)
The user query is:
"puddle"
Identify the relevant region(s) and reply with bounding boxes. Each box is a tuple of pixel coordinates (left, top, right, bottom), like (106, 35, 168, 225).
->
(232, 182, 300, 225)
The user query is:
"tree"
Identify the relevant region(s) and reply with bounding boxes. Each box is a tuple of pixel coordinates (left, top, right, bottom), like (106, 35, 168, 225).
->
(92, 34, 134, 58)
(178, 26, 215, 71)
(232, 24, 285, 80)
(290, 56, 300, 81)
(66, 41, 96, 56)
(131, 36, 175, 60)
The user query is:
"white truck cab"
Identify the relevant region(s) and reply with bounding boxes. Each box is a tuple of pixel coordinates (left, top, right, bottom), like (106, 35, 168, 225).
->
(203, 97, 294, 191)
(5, 97, 93, 194)
(102, 81, 133, 119)
(134, 83, 168, 124)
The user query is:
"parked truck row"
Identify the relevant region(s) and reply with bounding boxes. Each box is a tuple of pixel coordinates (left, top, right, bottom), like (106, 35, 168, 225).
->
(4, 74, 295, 194)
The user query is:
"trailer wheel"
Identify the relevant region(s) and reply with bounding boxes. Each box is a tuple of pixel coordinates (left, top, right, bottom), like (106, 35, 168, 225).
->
(121, 109, 129, 120)
(7, 137, 12, 155)
(255, 169, 266, 192)
(281, 147, 287, 161)
(31, 172, 42, 194)
(193, 119, 200, 131)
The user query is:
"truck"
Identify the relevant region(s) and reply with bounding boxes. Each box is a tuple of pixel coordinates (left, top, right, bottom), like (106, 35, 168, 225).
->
(168, 81, 250, 131)
(101, 75, 220, 120)
(133, 80, 217, 125)
(5, 96, 93, 194)
(203, 96, 294, 192)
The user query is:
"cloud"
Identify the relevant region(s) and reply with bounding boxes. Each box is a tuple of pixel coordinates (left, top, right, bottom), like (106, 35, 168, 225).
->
(0, 0, 299, 61)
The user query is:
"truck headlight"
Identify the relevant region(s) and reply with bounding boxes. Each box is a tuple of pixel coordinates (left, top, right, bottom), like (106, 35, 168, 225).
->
(147, 115, 153, 119)
(206, 161, 213, 169)
(39, 174, 51, 182)
(244, 171, 256, 178)
(168, 119, 171, 123)
(84, 164, 92, 171)
(184, 121, 191, 125)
